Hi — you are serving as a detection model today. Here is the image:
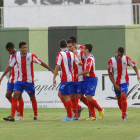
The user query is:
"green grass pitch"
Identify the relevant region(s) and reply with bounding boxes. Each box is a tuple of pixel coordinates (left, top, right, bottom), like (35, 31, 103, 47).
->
(0, 108, 140, 140)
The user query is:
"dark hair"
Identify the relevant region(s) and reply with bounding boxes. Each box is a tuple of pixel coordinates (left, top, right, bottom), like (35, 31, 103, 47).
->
(67, 39, 74, 44)
(59, 39, 67, 48)
(85, 44, 93, 52)
(70, 36, 77, 44)
(118, 47, 125, 53)
(6, 42, 14, 49)
(19, 41, 27, 48)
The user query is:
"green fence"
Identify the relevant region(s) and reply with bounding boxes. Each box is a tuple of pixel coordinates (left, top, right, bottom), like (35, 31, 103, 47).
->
(0, 25, 139, 71)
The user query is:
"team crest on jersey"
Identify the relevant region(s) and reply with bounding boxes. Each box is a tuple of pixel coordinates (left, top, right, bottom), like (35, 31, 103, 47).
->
(87, 62, 91, 66)
(123, 62, 126, 65)
(27, 58, 30, 61)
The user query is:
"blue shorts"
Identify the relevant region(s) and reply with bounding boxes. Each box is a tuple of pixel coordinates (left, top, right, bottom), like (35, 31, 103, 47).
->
(114, 83, 129, 96)
(84, 77, 97, 96)
(69, 81, 84, 94)
(59, 82, 72, 95)
(7, 83, 23, 93)
(14, 81, 35, 95)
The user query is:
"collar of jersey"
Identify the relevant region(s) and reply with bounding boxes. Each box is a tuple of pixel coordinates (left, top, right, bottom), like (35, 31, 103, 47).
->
(114, 56, 122, 61)
(61, 49, 69, 53)
(20, 53, 27, 57)
(86, 55, 93, 59)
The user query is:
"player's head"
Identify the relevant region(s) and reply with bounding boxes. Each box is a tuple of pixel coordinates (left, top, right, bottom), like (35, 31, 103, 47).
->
(6, 42, 16, 55)
(116, 47, 124, 60)
(59, 39, 67, 49)
(70, 36, 77, 46)
(19, 41, 28, 54)
(67, 39, 75, 52)
(83, 44, 93, 55)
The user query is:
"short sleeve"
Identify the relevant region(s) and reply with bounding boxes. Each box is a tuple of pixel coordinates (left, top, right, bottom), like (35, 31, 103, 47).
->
(56, 53, 62, 66)
(32, 54, 42, 65)
(108, 59, 113, 72)
(79, 45, 84, 49)
(126, 56, 135, 67)
(9, 55, 17, 67)
(85, 58, 92, 71)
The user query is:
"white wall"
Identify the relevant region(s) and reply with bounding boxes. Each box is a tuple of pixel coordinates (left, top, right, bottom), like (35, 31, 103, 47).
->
(4, 0, 132, 27)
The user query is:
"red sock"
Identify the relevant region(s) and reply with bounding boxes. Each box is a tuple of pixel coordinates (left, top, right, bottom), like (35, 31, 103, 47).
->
(16, 103, 20, 113)
(117, 99, 122, 110)
(76, 97, 81, 110)
(11, 98, 18, 117)
(31, 98, 38, 117)
(65, 100, 72, 118)
(91, 99, 102, 111)
(19, 99, 24, 117)
(88, 101, 96, 118)
(121, 95, 127, 117)
(60, 98, 66, 109)
(80, 96, 89, 107)
(71, 98, 78, 117)
(8, 97, 13, 104)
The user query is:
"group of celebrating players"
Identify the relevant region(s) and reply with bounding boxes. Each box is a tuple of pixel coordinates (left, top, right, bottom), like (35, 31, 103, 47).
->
(0, 36, 140, 122)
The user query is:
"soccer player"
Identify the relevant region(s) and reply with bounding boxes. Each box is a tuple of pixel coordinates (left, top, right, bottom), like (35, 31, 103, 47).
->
(76, 44, 104, 121)
(108, 47, 140, 121)
(53, 39, 81, 121)
(0, 41, 54, 121)
(70, 36, 85, 114)
(6, 42, 24, 120)
(67, 39, 90, 119)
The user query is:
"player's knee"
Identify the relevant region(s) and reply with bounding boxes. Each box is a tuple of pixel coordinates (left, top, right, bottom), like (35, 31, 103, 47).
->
(121, 94, 126, 101)
(5, 94, 11, 99)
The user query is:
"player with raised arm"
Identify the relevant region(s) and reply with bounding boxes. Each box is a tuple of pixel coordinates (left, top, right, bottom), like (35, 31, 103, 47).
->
(0, 41, 54, 121)
(53, 39, 81, 121)
(76, 44, 104, 121)
(5, 42, 24, 120)
(67, 39, 90, 119)
(108, 47, 140, 121)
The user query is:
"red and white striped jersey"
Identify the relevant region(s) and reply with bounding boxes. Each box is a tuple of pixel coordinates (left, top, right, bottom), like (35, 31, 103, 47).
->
(9, 52, 42, 83)
(9, 51, 19, 84)
(56, 49, 80, 82)
(73, 50, 85, 82)
(77, 44, 84, 49)
(108, 55, 135, 85)
(84, 55, 96, 77)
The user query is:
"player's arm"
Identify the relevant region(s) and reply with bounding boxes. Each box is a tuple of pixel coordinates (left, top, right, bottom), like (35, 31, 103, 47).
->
(53, 65, 60, 87)
(133, 65, 140, 82)
(73, 51, 83, 66)
(41, 62, 54, 74)
(0, 66, 12, 84)
(0, 56, 16, 84)
(32, 54, 54, 74)
(76, 70, 89, 78)
(126, 56, 140, 82)
(53, 53, 62, 87)
(108, 59, 120, 91)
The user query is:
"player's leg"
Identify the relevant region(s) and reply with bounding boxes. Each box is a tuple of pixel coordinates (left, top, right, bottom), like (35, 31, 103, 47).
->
(61, 82, 73, 121)
(77, 81, 87, 117)
(25, 82, 38, 121)
(70, 93, 78, 119)
(70, 82, 78, 119)
(17, 93, 24, 120)
(120, 83, 129, 121)
(117, 94, 122, 110)
(85, 77, 104, 120)
(58, 88, 66, 109)
(3, 82, 23, 121)
(6, 83, 20, 114)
